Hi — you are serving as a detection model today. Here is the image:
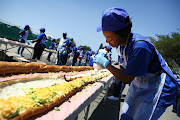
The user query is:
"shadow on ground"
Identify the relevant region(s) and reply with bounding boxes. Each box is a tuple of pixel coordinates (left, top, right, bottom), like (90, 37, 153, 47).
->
(88, 84, 123, 120)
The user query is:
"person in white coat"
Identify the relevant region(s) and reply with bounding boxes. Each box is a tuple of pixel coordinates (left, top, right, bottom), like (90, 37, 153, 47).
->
(95, 7, 179, 120)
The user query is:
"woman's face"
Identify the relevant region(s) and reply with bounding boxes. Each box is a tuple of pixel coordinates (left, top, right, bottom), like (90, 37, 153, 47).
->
(102, 31, 126, 47)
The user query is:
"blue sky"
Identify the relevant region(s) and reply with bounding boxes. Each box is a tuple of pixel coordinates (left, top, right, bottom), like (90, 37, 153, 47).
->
(1, 0, 180, 61)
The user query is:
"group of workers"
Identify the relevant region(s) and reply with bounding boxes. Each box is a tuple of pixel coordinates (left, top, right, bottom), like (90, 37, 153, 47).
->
(55, 32, 94, 66)
(17, 25, 97, 66)
(16, 7, 180, 120)
(18, 25, 47, 60)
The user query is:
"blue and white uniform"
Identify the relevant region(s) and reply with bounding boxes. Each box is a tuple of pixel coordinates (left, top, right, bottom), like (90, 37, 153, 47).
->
(37, 33, 47, 47)
(19, 29, 29, 43)
(78, 48, 84, 66)
(119, 33, 179, 120)
(17, 29, 29, 56)
(89, 54, 95, 67)
(47, 41, 56, 61)
(57, 38, 70, 50)
(32, 33, 47, 60)
(56, 37, 70, 65)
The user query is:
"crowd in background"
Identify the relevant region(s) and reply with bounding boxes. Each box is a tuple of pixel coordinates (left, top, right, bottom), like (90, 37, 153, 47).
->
(17, 25, 113, 67)
(55, 32, 94, 66)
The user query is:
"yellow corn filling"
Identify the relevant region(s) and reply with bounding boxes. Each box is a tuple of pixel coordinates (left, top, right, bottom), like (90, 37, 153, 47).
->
(0, 72, 111, 119)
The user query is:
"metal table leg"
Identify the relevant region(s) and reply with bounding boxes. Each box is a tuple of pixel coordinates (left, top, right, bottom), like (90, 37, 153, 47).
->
(74, 116, 78, 120)
(103, 86, 109, 105)
(84, 104, 90, 120)
(3, 44, 8, 61)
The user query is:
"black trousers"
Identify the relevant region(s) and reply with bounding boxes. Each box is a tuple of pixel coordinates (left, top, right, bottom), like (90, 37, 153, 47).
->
(32, 43, 45, 60)
(113, 80, 126, 97)
(47, 53, 52, 60)
(62, 54, 68, 65)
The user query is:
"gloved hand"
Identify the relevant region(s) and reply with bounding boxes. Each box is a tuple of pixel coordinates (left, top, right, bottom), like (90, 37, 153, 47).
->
(94, 53, 110, 68)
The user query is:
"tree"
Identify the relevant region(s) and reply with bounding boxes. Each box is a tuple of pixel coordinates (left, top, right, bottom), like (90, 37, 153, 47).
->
(148, 31, 180, 74)
(80, 45, 90, 50)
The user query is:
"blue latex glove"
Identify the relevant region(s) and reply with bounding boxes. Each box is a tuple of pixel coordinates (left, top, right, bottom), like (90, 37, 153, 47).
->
(94, 53, 110, 68)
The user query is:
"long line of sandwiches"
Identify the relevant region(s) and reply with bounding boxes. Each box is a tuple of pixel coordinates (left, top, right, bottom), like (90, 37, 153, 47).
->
(0, 61, 111, 120)
(0, 61, 93, 76)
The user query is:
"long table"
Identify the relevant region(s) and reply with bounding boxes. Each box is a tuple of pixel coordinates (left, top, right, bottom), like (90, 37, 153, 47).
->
(26, 74, 114, 120)
(0, 38, 55, 61)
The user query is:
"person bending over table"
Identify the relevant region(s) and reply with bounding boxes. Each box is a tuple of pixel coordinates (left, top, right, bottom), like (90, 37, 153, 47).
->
(72, 46, 80, 66)
(47, 38, 56, 62)
(31, 28, 47, 60)
(94, 7, 179, 120)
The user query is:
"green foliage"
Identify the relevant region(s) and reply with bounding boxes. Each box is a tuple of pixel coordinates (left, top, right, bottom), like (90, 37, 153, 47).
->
(0, 21, 38, 41)
(79, 45, 90, 50)
(149, 31, 180, 74)
(0, 22, 20, 41)
(55, 38, 60, 44)
(72, 40, 76, 46)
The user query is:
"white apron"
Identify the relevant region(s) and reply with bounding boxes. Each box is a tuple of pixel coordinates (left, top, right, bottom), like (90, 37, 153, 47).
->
(117, 45, 166, 120)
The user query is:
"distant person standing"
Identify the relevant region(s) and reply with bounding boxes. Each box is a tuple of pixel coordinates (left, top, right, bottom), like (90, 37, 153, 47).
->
(72, 46, 80, 66)
(88, 53, 94, 67)
(47, 38, 56, 62)
(56, 32, 70, 65)
(85, 48, 92, 66)
(31, 28, 47, 60)
(78, 47, 84, 66)
(17, 25, 30, 57)
(69, 38, 74, 50)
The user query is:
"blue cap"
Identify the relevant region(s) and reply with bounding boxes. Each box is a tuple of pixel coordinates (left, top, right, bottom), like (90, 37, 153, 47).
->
(73, 46, 77, 51)
(25, 25, 30, 28)
(89, 48, 91, 51)
(105, 45, 112, 52)
(70, 38, 73, 41)
(97, 7, 130, 32)
(40, 28, 45, 32)
(63, 32, 67, 35)
(52, 38, 55, 41)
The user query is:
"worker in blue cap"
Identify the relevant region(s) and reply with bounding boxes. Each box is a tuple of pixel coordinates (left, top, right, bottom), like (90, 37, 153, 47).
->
(95, 7, 179, 120)
(72, 46, 80, 66)
(31, 28, 47, 60)
(56, 32, 70, 65)
(88, 53, 95, 67)
(69, 38, 74, 48)
(17, 25, 30, 57)
(47, 38, 56, 62)
(84, 48, 92, 66)
(78, 47, 84, 66)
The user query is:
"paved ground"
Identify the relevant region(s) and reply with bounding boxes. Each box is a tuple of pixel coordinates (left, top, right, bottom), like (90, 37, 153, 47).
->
(0, 44, 179, 120)
(78, 85, 179, 120)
